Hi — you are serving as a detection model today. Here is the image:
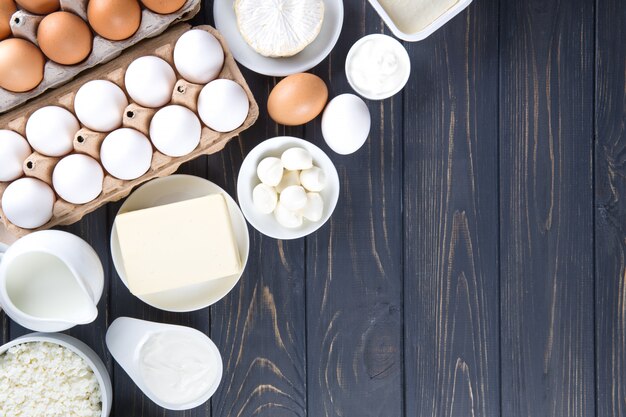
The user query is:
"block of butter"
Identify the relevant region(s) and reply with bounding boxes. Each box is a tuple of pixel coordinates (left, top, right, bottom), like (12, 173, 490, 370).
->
(115, 194, 241, 296)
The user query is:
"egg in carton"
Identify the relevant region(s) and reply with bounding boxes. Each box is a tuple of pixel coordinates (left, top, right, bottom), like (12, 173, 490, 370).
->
(0, 0, 202, 113)
(0, 23, 259, 241)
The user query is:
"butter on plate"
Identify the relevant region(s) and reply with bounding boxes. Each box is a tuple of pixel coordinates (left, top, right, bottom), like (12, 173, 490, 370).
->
(115, 194, 241, 296)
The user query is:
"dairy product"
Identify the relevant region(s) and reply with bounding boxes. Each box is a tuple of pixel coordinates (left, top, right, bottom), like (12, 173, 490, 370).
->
(115, 194, 241, 296)
(378, 0, 459, 34)
(139, 331, 219, 406)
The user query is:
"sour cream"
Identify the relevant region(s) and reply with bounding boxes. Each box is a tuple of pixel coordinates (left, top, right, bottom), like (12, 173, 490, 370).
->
(139, 331, 219, 406)
(345, 34, 411, 100)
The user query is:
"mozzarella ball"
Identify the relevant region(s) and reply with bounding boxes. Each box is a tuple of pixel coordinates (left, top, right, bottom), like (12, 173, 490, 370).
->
(275, 169, 300, 193)
(53, 154, 103, 204)
(281, 147, 313, 170)
(0, 130, 31, 182)
(174, 29, 224, 84)
(300, 166, 326, 192)
(100, 128, 152, 180)
(274, 201, 302, 229)
(256, 157, 283, 186)
(302, 192, 324, 222)
(149, 105, 201, 157)
(125, 56, 176, 108)
(252, 183, 277, 214)
(197, 79, 249, 132)
(26, 106, 79, 157)
(279, 185, 307, 211)
(74, 80, 128, 132)
(2, 178, 55, 229)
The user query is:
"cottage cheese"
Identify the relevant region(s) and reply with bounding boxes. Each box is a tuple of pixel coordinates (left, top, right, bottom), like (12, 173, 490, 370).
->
(0, 342, 102, 417)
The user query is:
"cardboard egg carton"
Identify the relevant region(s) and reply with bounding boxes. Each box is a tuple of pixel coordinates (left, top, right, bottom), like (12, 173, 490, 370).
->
(0, 23, 259, 241)
(0, 0, 201, 113)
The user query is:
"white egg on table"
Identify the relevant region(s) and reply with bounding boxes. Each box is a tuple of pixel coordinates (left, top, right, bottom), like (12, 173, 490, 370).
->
(302, 192, 324, 222)
(275, 169, 300, 193)
(300, 166, 326, 192)
(53, 154, 104, 204)
(174, 29, 224, 84)
(74, 80, 128, 132)
(197, 79, 249, 132)
(322, 94, 371, 155)
(274, 201, 303, 229)
(100, 128, 153, 180)
(281, 147, 313, 170)
(279, 185, 307, 211)
(125, 56, 177, 108)
(0, 130, 31, 182)
(149, 105, 201, 157)
(256, 156, 283, 186)
(1, 178, 55, 229)
(252, 183, 277, 214)
(25, 106, 79, 157)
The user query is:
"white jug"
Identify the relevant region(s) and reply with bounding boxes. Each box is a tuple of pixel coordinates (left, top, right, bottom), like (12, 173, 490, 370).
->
(0, 230, 104, 332)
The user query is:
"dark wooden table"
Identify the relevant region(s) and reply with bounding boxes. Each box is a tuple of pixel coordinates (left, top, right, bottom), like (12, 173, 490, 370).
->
(2, 0, 625, 415)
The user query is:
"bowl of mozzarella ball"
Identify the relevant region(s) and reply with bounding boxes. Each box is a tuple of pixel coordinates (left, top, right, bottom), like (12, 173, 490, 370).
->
(237, 136, 340, 240)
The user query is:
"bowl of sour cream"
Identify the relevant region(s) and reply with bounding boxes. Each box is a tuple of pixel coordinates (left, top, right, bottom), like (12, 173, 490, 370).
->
(345, 34, 411, 100)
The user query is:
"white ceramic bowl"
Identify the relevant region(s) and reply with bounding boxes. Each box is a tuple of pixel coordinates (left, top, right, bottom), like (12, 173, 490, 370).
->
(0, 333, 112, 417)
(237, 136, 340, 240)
(110, 175, 250, 312)
(345, 34, 411, 100)
(213, 0, 344, 76)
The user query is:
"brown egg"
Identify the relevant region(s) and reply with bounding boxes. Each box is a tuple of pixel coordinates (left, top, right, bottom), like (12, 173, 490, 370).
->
(0, 0, 16, 40)
(37, 12, 92, 65)
(140, 0, 185, 14)
(0, 38, 44, 92)
(88, 0, 141, 41)
(268, 73, 328, 126)
(15, 0, 59, 14)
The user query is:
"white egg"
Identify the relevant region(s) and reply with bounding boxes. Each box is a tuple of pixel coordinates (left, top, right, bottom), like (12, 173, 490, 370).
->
(274, 201, 302, 229)
(256, 157, 283, 186)
(0, 130, 31, 181)
(125, 56, 176, 108)
(74, 80, 129, 132)
(280, 185, 307, 211)
(197, 79, 249, 132)
(322, 94, 371, 155)
(281, 147, 313, 170)
(1, 178, 54, 229)
(25, 106, 79, 157)
(149, 105, 201, 157)
(300, 166, 326, 192)
(174, 30, 224, 84)
(301, 192, 324, 222)
(275, 169, 300, 193)
(53, 154, 103, 204)
(252, 183, 277, 214)
(100, 128, 153, 180)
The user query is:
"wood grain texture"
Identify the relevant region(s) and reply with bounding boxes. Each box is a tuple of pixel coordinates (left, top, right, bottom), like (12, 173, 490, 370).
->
(595, 0, 626, 415)
(403, 0, 500, 416)
(499, 0, 595, 416)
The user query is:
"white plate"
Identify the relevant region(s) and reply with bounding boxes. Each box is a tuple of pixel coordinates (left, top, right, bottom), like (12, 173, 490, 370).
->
(110, 175, 249, 312)
(214, 0, 344, 76)
(237, 136, 340, 240)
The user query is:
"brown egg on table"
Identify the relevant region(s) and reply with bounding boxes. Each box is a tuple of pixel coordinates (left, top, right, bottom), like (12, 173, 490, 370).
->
(0, 38, 44, 92)
(267, 73, 328, 126)
(38, 11, 92, 65)
(88, 0, 141, 41)
(15, 0, 59, 14)
(0, 0, 16, 40)
(141, 0, 186, 14)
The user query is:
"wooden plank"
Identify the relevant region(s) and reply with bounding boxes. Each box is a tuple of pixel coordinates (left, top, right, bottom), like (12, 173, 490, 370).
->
(209, 68, 308, 417)
(595, 0, 626, 415)
(499, 0, 595, 415)
(402, 0, 500, 415)
(304, 3, 403, 416)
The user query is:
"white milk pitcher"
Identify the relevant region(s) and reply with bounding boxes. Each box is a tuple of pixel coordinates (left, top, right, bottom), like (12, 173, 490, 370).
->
(0, 230, 104, 332)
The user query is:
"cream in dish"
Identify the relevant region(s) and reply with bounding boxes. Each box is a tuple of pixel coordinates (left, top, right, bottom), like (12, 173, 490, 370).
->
(377, 0, 460, 34)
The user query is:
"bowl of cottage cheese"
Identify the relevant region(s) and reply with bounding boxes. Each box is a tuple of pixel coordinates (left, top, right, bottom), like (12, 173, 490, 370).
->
(0, 333, 112, 417)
